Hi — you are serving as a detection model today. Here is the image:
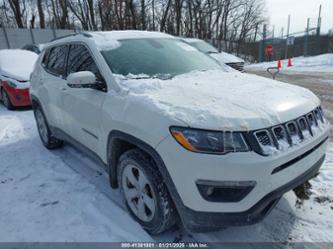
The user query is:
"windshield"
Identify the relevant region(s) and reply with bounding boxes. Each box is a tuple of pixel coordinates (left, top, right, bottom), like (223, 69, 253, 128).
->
(101, 38, 224, 78)
(188, 40, 219, 54)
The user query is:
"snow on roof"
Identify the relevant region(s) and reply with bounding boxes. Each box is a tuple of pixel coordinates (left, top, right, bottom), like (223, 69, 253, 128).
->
(90, 30, 174, 40)
(0, 49, 38, 81)
(88, 30, 175, 50)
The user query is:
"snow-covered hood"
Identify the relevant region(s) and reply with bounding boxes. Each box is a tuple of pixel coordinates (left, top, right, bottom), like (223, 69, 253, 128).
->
(0, 49, 38, 81)
(210, 52, 244, 64)
(117, 70, 320, 131)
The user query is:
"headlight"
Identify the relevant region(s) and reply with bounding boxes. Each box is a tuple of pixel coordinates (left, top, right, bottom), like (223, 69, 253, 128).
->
(170, 126, 250, 154)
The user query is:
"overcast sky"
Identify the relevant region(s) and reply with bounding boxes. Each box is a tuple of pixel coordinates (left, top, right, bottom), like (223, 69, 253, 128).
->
(265, 0, 333, 36)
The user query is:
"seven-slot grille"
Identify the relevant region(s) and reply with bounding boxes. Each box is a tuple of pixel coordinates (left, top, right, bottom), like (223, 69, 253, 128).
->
(253, 106, 326, 155)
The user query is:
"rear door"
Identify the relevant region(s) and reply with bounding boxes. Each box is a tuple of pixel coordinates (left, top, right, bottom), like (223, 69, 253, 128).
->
(41, 45, 69, 129)
(61, 43, 107, 152)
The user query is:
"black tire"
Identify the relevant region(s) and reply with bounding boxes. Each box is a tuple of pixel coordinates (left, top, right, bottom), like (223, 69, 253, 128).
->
(1, 88, 15, 110)
(33, 105, 63, 149)
(118, 149, 177, 234)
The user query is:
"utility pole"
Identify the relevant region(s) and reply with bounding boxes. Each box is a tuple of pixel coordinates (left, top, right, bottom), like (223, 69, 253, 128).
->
(259, 24, 267, 62)
(304, 18, 310, 57)
(317, 4, 322, 36)
(316, 5, 322, 54)
(285, 14, 291, 59)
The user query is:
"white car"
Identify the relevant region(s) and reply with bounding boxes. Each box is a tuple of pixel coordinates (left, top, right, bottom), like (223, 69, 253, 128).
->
(30, 31, 329, 234)
(183, 38, 245, 72)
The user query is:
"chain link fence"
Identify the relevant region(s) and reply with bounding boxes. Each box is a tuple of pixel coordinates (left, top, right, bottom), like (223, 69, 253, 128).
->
(235, 34, 333, 63)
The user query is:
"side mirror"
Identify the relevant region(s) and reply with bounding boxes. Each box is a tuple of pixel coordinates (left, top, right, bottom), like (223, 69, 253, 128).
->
(67, 71, 96, 87)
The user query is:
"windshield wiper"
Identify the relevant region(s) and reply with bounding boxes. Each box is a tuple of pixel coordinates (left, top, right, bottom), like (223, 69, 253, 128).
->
(207, 51, 219, 54)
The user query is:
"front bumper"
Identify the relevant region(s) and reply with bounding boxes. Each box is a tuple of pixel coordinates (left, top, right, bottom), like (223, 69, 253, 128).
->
(156, 125, 329, 231)
(180, 154, 325, 232)
(2, 81, 31, 107)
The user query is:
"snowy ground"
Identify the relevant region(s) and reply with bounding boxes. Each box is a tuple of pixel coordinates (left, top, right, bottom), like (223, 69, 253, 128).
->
(246, 53, 333, 73)
(0, 105, 333, 242)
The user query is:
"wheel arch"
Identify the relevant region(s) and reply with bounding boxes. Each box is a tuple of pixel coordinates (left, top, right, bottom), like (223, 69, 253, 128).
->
(30, 94, 41, 110)
(107, 131, 177, 194)
(107, 131, 160, 188)
(106, 130, 184, 223)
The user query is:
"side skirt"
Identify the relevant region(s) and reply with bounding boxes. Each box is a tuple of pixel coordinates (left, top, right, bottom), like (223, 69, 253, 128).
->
(52, 127, 108, 170)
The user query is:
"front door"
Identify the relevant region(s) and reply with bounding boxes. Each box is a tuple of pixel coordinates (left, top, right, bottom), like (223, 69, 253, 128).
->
(61, 43, 107, 153)
(41, 45, 69, 129)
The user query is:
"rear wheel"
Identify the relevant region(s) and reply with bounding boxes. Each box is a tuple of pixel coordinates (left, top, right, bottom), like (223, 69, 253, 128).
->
(118, 149, 177, 234)
(34, 106, 63, 149)
(1, 89, 14, 110)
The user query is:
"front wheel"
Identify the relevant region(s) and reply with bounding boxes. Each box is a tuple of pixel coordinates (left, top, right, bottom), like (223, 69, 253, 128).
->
(118, 149, 177, 234)
(1, 89, 14, 110)
(34, 106, 63, 149)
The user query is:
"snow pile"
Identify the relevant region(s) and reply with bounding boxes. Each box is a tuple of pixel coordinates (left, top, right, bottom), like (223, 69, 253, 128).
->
(0, 49, 38, 81)
(116, 70, 319, 131)
(246, 53, 333, 72)
(0, 108, 152, 242)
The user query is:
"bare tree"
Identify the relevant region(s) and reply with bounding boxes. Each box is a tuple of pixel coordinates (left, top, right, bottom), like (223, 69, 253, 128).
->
(50, 0, 69, 29)
(0, 0, 266, 56)
(8, 0, 25, 28)
(36, 0, 45, 28)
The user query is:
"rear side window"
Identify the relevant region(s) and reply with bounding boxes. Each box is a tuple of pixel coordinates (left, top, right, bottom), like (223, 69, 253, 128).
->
(67, 44, 103, 82)
(45, 45, 68, 77)
(42, 49, 49, 65)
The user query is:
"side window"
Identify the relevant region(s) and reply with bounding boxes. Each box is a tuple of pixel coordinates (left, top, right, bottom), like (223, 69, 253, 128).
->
(67, 44, 103, 82)
(42, 49, 50, 66)
(46, 45, 68, 77)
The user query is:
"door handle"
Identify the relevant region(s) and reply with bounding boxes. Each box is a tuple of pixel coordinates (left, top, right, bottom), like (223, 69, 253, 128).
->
(61, 87, 67, 91)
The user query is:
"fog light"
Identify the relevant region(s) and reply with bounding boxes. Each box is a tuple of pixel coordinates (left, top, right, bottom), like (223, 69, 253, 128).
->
(206, 186, 214, 196)
(196, 180, 256, 203)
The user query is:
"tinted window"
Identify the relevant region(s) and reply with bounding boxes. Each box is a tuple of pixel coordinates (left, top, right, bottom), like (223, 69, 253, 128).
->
(46, 45, 68, 77)
(101, 38, 222, 77)
(42, 49, 50, 65)
(67, 44, 103, 82)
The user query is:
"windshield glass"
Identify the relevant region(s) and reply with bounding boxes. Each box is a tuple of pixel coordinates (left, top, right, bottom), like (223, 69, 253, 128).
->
(188, 40, 219, 54)
(101, 38, 223, 78)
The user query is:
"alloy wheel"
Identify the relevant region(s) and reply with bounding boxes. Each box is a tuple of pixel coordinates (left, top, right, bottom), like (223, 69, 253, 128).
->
(122, 164, 156, 222)
(2, 90, 9, 108)
(35, 109, 48, 144)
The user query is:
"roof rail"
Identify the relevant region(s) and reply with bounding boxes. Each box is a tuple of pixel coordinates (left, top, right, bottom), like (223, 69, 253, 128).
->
(50, 32, 92, 42)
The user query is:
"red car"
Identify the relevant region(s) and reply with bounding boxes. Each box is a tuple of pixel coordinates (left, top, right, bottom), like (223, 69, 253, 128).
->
(0, 49, 38, 110)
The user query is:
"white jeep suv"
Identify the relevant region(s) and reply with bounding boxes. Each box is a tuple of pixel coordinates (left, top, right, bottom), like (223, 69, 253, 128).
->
(30, 31, 330, 234)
